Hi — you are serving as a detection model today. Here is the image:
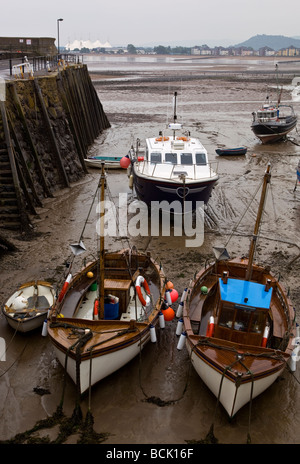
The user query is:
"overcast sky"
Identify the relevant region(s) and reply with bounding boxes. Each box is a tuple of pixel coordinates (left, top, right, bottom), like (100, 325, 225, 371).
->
(1, 0, 299, 47)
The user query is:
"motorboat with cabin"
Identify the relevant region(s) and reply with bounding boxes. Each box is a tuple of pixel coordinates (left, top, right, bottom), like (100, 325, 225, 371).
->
(127, 92, 219, 214)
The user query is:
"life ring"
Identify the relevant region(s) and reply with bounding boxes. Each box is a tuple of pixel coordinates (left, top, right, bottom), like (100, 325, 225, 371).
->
(135, 275, 151, 307)
(176, 136, 189, 142)
(155, 136, 169, 142)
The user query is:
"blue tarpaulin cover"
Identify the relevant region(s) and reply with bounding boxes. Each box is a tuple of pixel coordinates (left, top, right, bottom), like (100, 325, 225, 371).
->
(219, 278, 272, 309)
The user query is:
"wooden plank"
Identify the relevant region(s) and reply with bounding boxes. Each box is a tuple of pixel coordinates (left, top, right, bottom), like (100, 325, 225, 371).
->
(104, 279, 132, 291)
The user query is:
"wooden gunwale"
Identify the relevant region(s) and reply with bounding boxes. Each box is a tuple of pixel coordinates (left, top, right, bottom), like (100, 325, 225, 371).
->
(48, 317, 152, 361)
(187, 335, 288, 383)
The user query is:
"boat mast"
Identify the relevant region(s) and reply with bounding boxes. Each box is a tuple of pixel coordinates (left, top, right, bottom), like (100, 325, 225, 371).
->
(245, 163, 271, 281)
(275, 63, 282, 106)
(98, 162, 106, 318)
(172, 91, 177, 139)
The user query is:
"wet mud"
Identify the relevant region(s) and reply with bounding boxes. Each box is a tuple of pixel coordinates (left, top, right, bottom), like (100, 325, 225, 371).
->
(0, 56, 300, 445)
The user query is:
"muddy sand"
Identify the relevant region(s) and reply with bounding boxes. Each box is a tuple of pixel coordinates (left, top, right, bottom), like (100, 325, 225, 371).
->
(0, 58, 300, 446)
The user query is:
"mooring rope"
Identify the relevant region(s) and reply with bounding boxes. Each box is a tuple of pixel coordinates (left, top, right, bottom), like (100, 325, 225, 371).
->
(192, 338, 288, 444)
(138, 322, 192, 407)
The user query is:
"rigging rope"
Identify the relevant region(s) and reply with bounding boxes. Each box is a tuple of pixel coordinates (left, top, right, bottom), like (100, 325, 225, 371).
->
(224, 178, 263, 249)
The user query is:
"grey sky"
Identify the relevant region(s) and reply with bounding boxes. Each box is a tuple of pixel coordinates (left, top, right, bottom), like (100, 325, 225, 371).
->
(1, 0, 299, 48)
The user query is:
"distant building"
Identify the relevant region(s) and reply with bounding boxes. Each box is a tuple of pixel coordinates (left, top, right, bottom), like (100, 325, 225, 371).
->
(191, 45, 212, 55)
(0, 37, 57, 56)
(259, 46, 275, 56)
(277, 46, 300, 56)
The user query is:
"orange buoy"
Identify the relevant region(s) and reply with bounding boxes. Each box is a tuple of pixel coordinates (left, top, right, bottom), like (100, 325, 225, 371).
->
(58, 274, 72, 302)
(165, 281, 174, 290)
(120, 155, 131, 169)
(137, 156, 144, 162)
(162, 307, 175, 321)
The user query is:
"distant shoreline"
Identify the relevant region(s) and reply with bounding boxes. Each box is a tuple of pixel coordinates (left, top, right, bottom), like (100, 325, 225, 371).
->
(87, 55, 300, 85)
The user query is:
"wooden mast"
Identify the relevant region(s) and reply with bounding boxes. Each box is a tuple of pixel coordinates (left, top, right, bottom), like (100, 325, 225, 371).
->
(172, 91, 177, 139)
(245, 163, 271, 281)
(98, 162, 106, 319)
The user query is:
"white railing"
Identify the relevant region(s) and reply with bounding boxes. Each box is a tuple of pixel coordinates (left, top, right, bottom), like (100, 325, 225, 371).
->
(12, 56, 33, 79)
(134, 160, 219, 181)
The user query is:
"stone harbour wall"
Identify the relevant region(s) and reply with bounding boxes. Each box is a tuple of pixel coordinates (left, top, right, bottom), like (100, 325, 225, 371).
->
(0, 64, 110, 233)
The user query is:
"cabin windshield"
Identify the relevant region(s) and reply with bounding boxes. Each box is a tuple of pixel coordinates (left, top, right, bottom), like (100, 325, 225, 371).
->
(150, 152, 162, 164)
(180, 153, 193, 165)
(165, 153, 178, 164)
(257, 111, 277, 119)
(196, 153, 207, 165)
(218, 303, 265, 334)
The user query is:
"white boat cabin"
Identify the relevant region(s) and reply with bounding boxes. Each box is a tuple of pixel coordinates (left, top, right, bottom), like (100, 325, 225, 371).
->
(135, 132, 217, 182)
(256, 105, 279, 122)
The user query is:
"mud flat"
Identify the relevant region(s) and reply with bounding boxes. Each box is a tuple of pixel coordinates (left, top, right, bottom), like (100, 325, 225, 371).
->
(0, 57, 300, 445)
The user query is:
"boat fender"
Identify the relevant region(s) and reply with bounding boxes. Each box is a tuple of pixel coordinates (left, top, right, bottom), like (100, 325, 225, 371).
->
(290, 342, 300, 372)
(261, 325, 270, 347)
(41, 319, 48, 337)
(159, 311, 165, 329)
(165, 289, 172, 305)
(176, 301, 184, 318)
(58, 274, 72, 302)
(177, 331, 187, 350)
(150, 324, 157, 343)
(93, 299, 99, 319)
(129, 174, 133, 189)
(135, 275, 151, 307)
(165, 288, 178, 305)
(206, 316, 214, 337)
(176, 318, 183, 336)
(180, 288, 188, 303)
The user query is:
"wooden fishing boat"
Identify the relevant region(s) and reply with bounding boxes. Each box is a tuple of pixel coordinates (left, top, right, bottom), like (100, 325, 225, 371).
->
(47, 164, 166, 394)
(2, 281, 55, 333)
(126, 92, 218, 214)
(181, 163, 297, 418)
(85, 156, 123, 169)
(215, 147, 247, 156)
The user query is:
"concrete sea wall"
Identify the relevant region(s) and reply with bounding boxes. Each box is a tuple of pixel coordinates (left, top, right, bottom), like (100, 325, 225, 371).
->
(0, 64, 110, 233)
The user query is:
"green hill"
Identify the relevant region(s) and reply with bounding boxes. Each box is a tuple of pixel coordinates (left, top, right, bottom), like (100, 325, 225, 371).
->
(234, 34, 300, 51)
